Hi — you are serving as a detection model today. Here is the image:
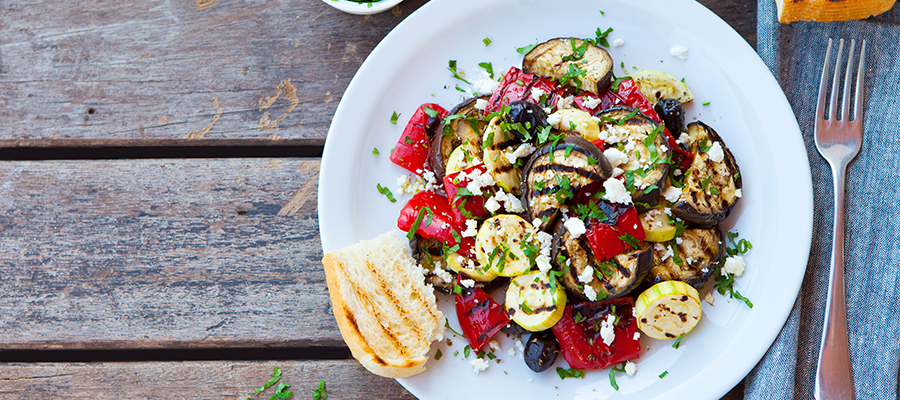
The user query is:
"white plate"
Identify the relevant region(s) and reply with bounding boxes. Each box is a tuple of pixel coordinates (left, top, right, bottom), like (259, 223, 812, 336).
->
(319, 0, 813, 399)
(321, 0, 403, 15)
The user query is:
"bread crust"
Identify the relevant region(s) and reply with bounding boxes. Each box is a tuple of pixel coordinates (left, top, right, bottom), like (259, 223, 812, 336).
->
(322, 231, 443, 378)
(777, 0, 896, 22)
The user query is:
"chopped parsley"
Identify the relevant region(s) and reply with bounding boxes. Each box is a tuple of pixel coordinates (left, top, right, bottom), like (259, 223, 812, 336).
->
(423, 106, 439, 118)
(376, 183, 397, 203)
(556, 367, 585, 380)
(447, 60, 470, 84)
(482, 37, 492, 46)
(390, 111, 400, 125)
(703, 100, 711, 106)
(659, 371, 669, 378)
(516, 40, 539, 54)
(478, 62, 495, 79)
(463, 345, 472, 358)
(312, 379, 327, 400)
(592, 27, 614, 48)
(372, 147, 379, 155)
(609, 363, 627, 391)
(254, 366, 283, 394)
(671, 333, 685, 349)
(434, 349, 442, 360)
(558, 63, 586, 87)
(444, 318, 465, 338)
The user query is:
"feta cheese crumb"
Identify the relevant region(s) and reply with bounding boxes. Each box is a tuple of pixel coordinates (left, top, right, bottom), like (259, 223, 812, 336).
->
(504, 143, 537, 164)
(474, 98, 489, 110)
(433, 266, 453, 283)
(603, 178, 633, 205)
(677, 132, 690, 145)
(472, 71, 500, 95)
(704, 291, 715, 306)
(484, 195, 502, 213)
(557, 95, 574, 110)
(462, 219, 478, 238)
(460, 279, 475, 288)
(735, 188, 743, 198)
(547, 112, 563, 128)
(489, 339, 502, 353)
(657, 243, 674, 262)
(471, 357, 490, 374)
(577, 265, 594, 284)
(535, 231, 553, 274)
(583, 284, 599, 301)
(633, 332, 641, 341)
(564, 217, 587, 238)
(599, 313, 617, 345)
(669, 45, 690, 61)
(611, 167, 624, 178)
(513, 337, 525, 359)
(532, 218, 542, 230)
(508, 344, 517, 357)
(529, 87, 546, 103)
(625, 361, 637, 376)
(676, 237, 683, 245)
(707, 141, 725, 163)
(603, 148, 628, 168)
(581, 96, 602, 109)
(397, 175, 427, 195)
(722, 255, 746, 277)
(613, 38, 625, 47)
(662, 185, 682, 203)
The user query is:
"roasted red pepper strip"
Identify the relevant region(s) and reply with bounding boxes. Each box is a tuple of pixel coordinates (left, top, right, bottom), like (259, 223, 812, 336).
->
(443, 164, 494, 223)
(485, 67, 563, 114)
(390, 103, 448, 175)
(397, 191, 473, 255)
(584, 223, 628, 261)
(615, 207, 646, 242)
(455, 284, 510, 352)
(551, 298, 641, 369)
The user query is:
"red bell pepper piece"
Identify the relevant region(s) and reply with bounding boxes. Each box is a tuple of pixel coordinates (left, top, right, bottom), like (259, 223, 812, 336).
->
(585, 223, 628, 261)
(615, 207, 645, 242)
(443, 164, 495, 223)
(455, 284, 510, 352)
(484, 67, 563, 114)
(397, 191, 473, 256)
(390, 103, 448, 176)
(551, 298, 641, 369)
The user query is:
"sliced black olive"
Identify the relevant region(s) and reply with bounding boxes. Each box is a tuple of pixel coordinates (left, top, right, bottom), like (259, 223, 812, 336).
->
(594, 107, 670, 212)
(552, 221, 654, 300)
(670, 122, 742, 225)
(523, 38, 613, 94)
(524, 330, 560, 373)
(430, 96, 488, 182)
(522, 137, 611, 229)
(654, 98, 685, 136)
(501, 321, 530, 336)
(647, 225, 725, 289)
(506, 100, 549, 141)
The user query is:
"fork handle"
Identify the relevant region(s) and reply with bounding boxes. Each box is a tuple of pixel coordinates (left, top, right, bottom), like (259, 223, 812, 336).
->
(815, 162, 855, 400)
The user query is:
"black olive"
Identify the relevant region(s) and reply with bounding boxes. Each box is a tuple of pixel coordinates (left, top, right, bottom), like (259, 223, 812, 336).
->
(505, 100, 549, 141)
(654, 98, 685, 136)
(500, 321, 529, 336)
(524, 330, 560, 373)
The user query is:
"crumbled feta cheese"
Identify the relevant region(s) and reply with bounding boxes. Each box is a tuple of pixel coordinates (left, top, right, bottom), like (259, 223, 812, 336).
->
(474, 98, 489, 110)
(674, 169, 682, 176)
(663, 186, 682, 203)
(461, 279, 475, 288)
(472, 72, 500, 95)
(603, 148, 628, 168)
(532, 218, 542, 230)
(735, 188, 743, 198)
(677, 132, 690, 145)
(707, 141, 724, 163)
(633, 332, 641, 341)
(577, 265, 594, 284)
(514, 337, 525, 359)
(675, 237, 683, 245)
(613, 38, 625, 47)
(471, 357, 490, 374)
(397, 175, 427, 195)
(462, 219, 478, 238)
(508, 344, 517, 357)
(669, 45, 689, 61)
(547, 112, 563, 128)
(581, 96, 602, 110)
(564, 217, 587, 239)
(505, 143, 537, 164)
(663, 207, 672, 216)
(489, 339, 502, 353)
(583, 284, 599, 301)
(433, 266, 453, 283)
(722, 255, 745, 277)
(625, 361, 637, 376)
(503, 194, 525, 213)
(657, 244, 674, 262)
(599, 313, 617, 345)
(535, 231, 553, 274)
(529, 87, 546, 103)
(704, 291, 715, 306)
(484, 194, 501, 213)
(611, 167, 624, 178)
(685, 256, 695, 265)
(557, 95, 574, 109)
(603, 178, 633, 205)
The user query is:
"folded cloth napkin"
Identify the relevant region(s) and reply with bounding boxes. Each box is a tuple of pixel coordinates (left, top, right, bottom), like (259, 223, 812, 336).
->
(747, 1, 900, 399)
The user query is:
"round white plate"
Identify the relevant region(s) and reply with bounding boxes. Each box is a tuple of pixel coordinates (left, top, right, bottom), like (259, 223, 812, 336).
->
(321, 0, 403, 15)
(319, 0, 813, 399)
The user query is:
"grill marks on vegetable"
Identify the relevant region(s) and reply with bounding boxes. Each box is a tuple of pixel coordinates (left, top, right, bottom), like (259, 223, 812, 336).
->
(649, 227, 724, 288)
(672, 122, 742, 225)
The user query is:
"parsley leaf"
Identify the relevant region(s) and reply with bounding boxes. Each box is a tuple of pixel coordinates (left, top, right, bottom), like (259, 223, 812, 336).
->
(447, 60, 470, 84)
(671, 333, 685, 349)
(390, 111, 400, 125)
(478, 62, 495, 79)
(659, 371, 669, 378)
(376, 183, 397, 203)
(516, 40, 539, 54)
(255, 367, 283, 394)
(482, 37, 492, 46)
(444, 318, 465, 338)
(556, 367, 585, 380)
(372, 147, 379, 155)
(312, 379, 327, 400)
(594, 27, 614, 47)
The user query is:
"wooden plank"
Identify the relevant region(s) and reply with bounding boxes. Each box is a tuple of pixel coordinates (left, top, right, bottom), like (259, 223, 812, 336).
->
(0, 360, 415, 399)
(0, 0, 429, 144)
(0, 158, 340, 349)
(0, 0, 754, 146)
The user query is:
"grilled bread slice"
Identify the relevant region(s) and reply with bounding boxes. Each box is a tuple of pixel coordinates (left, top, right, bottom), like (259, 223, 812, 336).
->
(777, 0, 895, 22)
(322, 231, 444, 378)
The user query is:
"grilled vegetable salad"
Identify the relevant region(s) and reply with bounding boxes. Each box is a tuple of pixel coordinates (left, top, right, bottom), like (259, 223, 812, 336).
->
(388, 35, 751, 379)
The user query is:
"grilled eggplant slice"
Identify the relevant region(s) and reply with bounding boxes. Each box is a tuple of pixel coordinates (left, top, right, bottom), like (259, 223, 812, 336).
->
(523, 38, 613, 95)
(647, 226, 725, 289)
(431, 96, 488, 181)
(670, 122, 742, 225)
(552, 223, 653, 300)
(522, 137, 611, 229)
(412, 236, 455, 293)
(594, 107, 669, 211)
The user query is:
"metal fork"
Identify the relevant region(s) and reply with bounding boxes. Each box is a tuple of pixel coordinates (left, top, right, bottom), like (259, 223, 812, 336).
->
(814, 38, 866, 400)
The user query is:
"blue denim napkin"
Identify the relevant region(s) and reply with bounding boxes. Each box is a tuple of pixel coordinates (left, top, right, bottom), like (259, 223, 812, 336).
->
(747, 1, 900, 399)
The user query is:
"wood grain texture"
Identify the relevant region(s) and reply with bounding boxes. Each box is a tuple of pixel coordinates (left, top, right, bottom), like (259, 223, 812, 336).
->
(0, 158, 341, 349)
(0, 0, 428, 144)
(0, 360, 416, 399)
(0, 0, 753, 147)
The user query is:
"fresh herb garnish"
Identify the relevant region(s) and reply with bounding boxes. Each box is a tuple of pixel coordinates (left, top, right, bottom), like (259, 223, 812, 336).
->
(516, 40, 539, 54)
(311, 379, 326, 400)
(556, 367, 585, 380)
(376, 183, 397, 203)
(478, 62, 495, 79)
(659, 371, 669, 378)
(463, 345, 472, 358)
(423, 106, 439, 118)
(372, 147, 379, 155)
(703, 100, 711, 106)
(434, 349, 443, 360)
(390, 111, 400, 125)
(447, 60, 470, 84)
(444, 318, 465, 338)
(254, 367, 283, 395)
(593, 27, 614, 47)
(671, 333, 685, 349)
(482, 37, 492, 46)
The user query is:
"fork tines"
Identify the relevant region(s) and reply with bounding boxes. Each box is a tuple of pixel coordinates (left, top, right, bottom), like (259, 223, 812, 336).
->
(816, 38, 867, 128)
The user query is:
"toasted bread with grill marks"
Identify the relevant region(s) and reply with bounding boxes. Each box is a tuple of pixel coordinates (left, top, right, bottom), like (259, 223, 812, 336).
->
(322, 231, 444, 378)
(777, 0, 895, 22)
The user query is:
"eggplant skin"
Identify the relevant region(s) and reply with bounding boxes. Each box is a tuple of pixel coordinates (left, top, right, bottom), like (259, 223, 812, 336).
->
(522, 137, 612, 229)
(551, 223, 653, 300)
(647, 226, 725, 289)
(430, 96, 487, 182)
(594, 107, 669, 212)
(523, 38, 614, 94)
(671, 122, 742, 226)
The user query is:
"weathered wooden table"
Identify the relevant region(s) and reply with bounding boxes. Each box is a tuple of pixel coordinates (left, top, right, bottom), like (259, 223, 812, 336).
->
(0, 1, 758, 398)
